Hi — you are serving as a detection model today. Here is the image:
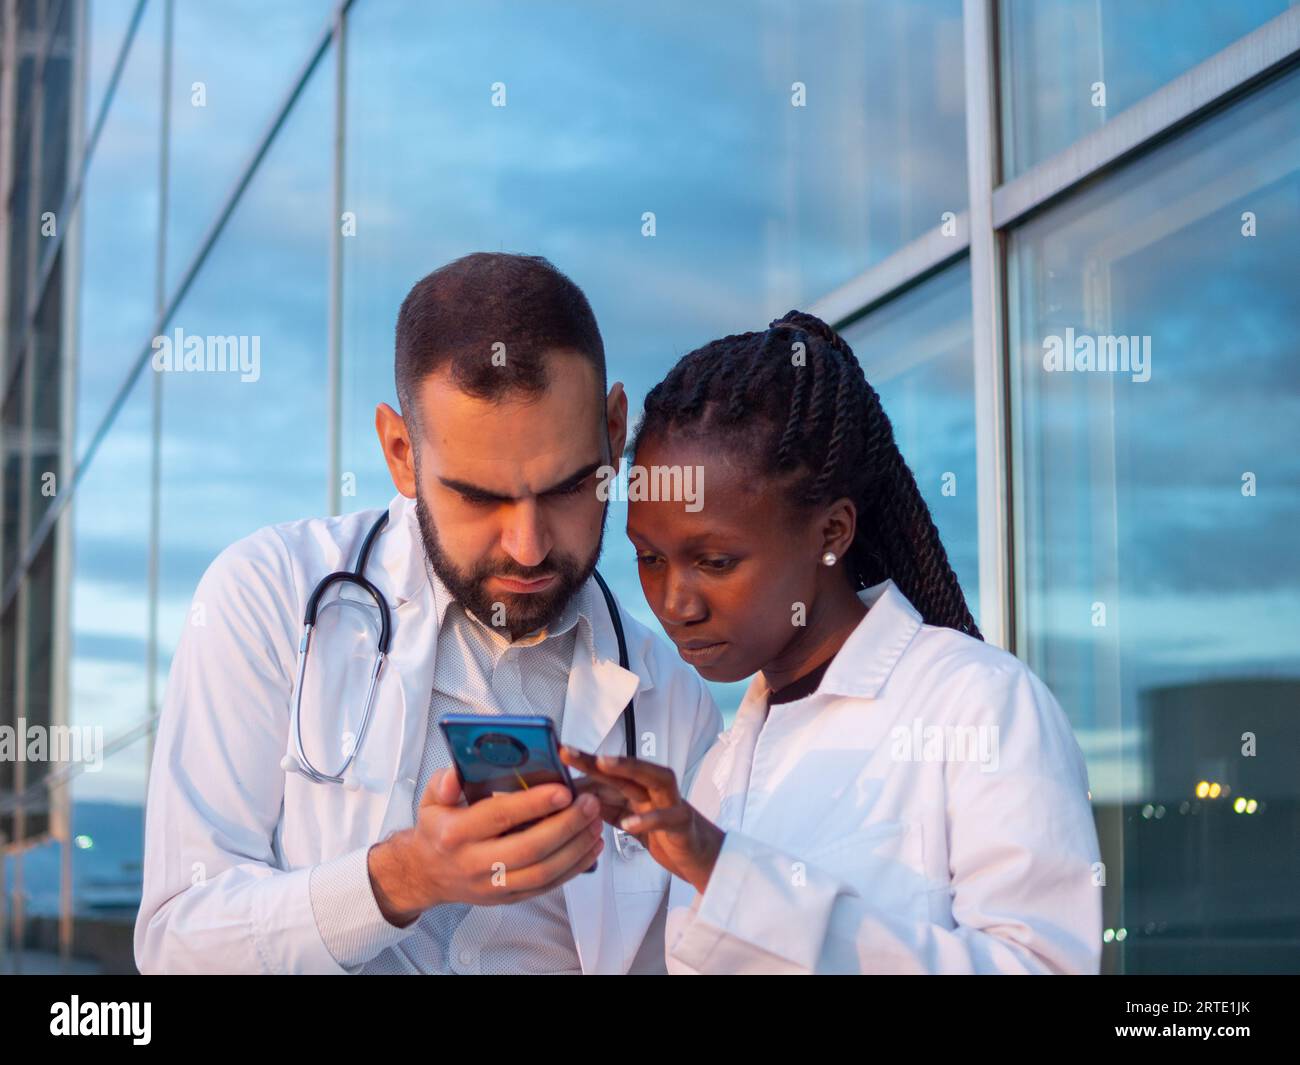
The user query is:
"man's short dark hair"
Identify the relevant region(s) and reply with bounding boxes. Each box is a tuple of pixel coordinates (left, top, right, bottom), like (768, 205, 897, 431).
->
(394, 252, 607, 433)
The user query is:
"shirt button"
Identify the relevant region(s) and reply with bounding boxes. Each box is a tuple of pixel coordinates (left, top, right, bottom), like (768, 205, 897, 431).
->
(459, 950, 474, 967)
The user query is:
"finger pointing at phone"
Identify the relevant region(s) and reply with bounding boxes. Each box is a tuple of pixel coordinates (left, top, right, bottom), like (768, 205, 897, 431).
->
(559, 746, 724, 894)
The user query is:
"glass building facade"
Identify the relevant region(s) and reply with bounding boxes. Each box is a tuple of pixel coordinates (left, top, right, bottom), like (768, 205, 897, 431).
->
(1, 0, 1296, 973)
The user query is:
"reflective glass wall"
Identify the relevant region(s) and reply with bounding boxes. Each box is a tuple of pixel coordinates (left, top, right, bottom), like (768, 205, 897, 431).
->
(0, 0, 1296, 973)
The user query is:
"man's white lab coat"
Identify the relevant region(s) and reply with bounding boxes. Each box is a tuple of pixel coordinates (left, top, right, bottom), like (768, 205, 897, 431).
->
(134, 491, 721, 974)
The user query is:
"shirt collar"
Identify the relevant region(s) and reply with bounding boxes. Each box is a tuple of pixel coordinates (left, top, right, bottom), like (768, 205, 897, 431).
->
(818, 579, 924, 699)
(743, 578, 924, 707)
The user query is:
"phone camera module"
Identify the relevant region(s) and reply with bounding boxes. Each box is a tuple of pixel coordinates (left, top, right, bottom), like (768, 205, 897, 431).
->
(473, 732, 529, 768)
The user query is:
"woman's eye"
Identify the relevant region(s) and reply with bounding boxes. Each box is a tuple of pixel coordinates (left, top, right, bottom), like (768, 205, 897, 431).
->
(699, 557, 737, 573)
(635, 554, 662, 567)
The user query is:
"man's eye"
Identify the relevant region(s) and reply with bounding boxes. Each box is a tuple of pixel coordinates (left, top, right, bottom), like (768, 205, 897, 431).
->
(699, 557, 737, 572)
(551, 479, 589, 498)
(635, 554, 662, 567)
(459, 492, 496, 506)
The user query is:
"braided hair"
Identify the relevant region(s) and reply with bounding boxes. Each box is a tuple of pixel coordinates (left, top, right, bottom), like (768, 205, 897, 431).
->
(632, 310, 981, 639)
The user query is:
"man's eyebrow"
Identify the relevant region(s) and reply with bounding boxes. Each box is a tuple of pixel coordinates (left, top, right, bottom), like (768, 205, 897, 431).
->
(438, 460, 604, 502)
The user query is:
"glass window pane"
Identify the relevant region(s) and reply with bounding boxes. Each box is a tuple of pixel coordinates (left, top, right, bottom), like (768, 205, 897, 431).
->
(164, 0, 334, 296)
(1000, 0, 1291, 177)
(841, 259, 979, 625)
(66, 354, 153, 967)
(70, 371, 151, 744)
(38, 0, 75, 220)
(1008, 67, 1300, 973)
(29, 255, 63, 537)
(5, 41, 35, 360)
(2, 357, 26, 578)
(157, 48, 332, 674)
(74, 0, 161, 466)
(84, 0, 145, 136)
(341, 0, 967, 720)
(20, 536, 55, 841)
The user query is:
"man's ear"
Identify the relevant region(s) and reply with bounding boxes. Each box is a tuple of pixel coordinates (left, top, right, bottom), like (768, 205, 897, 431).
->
(606, 381, 628, 472)
(376, 402, 417, 498)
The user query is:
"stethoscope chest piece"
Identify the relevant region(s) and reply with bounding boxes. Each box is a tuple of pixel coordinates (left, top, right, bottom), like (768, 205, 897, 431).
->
(612, 827, 645, 858)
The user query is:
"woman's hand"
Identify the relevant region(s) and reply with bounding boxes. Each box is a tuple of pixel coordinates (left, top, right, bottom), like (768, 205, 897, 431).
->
(569, 772, 634, 828)
(559, 747, 724, 894)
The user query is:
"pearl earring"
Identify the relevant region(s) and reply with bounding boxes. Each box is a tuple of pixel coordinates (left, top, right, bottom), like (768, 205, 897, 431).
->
(821, 551, 837, 567)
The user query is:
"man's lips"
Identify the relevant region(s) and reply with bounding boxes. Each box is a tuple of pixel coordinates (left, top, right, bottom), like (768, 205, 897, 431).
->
(491, 574, 558, 594)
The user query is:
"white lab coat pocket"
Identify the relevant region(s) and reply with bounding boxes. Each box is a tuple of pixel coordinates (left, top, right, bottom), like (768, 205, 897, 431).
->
(609, 828, 671, 894)
(799, 819, 931, 923)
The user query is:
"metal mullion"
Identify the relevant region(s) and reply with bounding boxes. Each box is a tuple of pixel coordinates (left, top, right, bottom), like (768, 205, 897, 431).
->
(50, 0, 89, 972)
(141, 0, 172, 846)
(327, 3, 347, 516)
(0, 0, 17, 418)
(811, 213, 971, 329)
(992, 5, 1300, 230)
(962, 0, 1011, 651)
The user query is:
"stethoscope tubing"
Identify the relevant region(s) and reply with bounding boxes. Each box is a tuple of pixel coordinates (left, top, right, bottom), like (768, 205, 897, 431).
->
(286, 509, 636, 790)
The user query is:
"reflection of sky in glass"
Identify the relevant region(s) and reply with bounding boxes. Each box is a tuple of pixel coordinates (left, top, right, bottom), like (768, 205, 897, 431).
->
(842, 260, 979, 624)
(74, 0, 160, 466)
(1001, 0, 1290, 175)
(155, 51, 333, 674)
(83, 0, 143, 137)
(70, 369, 150, 804)
(339, 0, 967, 720)
(1010, 66, 1300, 803)
(164, 0, 334, 296)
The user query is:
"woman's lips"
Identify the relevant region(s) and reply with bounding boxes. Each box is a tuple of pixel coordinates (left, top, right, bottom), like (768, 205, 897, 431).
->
(492, 574, 557, 594)
(676, 640, 728, 665)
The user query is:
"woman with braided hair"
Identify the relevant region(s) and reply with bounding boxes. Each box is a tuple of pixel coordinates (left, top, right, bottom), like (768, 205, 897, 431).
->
(561, 310, 1101, 974)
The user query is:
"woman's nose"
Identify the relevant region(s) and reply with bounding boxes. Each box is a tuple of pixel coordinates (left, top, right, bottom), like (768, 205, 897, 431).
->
(660, 569, 707, 626)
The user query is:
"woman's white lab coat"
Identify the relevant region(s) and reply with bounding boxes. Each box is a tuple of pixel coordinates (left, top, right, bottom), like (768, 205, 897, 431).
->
(664, 579, 1103, 974)
(133, 492, 721, 974)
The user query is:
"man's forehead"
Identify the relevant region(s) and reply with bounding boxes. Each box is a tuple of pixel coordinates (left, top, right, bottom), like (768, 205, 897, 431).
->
(419, 409, 605, 499)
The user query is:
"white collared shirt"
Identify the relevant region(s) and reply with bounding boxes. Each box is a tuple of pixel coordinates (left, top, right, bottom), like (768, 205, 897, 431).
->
(309, 557, 591, 973)
(665, 579, 1102, 974)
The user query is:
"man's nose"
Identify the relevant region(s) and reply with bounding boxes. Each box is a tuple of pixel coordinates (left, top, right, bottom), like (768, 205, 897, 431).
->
(499, 499, 552, 569)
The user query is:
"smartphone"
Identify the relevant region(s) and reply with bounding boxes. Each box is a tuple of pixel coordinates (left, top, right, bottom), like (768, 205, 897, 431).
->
(438, 714, 596, 871)
(438, 713, 575, 805)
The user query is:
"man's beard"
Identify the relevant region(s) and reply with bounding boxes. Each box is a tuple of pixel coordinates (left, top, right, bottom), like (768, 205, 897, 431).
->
(413, 490, 607, 640)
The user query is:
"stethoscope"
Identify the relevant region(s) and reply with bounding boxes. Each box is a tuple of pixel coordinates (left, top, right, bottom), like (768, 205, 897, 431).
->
(280, 511, 639, 824)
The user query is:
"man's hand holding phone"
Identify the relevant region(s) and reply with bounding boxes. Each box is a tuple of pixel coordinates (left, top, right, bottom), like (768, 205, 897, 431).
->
(367, 767, 604, 927)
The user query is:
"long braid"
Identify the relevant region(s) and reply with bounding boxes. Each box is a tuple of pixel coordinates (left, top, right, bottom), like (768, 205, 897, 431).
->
(633, 309, 981, 639)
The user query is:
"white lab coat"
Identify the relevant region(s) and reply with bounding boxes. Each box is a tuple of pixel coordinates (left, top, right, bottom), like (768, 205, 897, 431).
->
(134, 492, 721, 974)
(664, 579, 1103, 974)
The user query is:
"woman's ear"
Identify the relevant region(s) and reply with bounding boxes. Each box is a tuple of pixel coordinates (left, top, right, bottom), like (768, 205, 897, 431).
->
(821, 497, 858, 560)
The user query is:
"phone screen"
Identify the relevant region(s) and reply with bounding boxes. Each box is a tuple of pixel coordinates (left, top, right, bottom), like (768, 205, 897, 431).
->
(438, 714, 574, 806)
